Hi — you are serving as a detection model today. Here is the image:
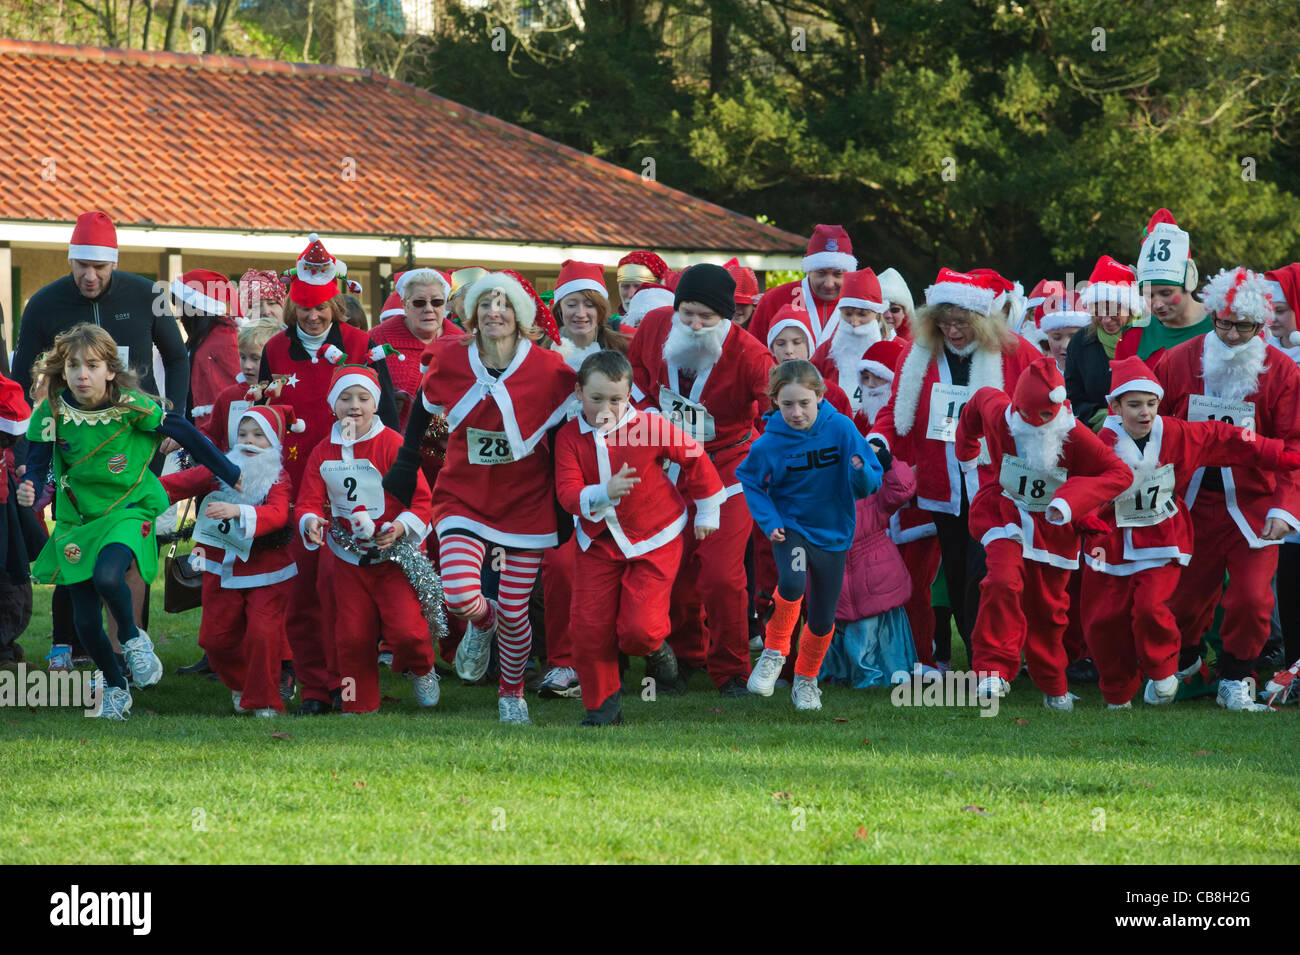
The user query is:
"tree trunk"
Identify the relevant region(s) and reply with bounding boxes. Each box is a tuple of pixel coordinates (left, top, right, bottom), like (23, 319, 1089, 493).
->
(332, 0, 359, 68)
(210, 0, 233, 52)
(141, 0, 153, 49)
(163, 0, 184, 51)
(709, 5, 729, 96)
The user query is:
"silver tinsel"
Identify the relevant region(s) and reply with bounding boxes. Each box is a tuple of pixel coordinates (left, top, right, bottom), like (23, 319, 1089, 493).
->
(328, 525, 448, 642)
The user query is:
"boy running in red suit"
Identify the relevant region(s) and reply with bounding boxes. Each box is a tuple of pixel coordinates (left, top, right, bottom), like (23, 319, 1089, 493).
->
(554, 351, 725, 725)
(1153, 267, 1300, 710)
(162, 405, 301, 715)
(1082, 356, 1299, 709)
(296, 365, 439, 714)
(955, 356, 1131, 708)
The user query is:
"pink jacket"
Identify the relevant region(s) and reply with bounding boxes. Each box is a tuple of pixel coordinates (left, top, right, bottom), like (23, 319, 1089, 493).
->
(835, 458, 915, 621)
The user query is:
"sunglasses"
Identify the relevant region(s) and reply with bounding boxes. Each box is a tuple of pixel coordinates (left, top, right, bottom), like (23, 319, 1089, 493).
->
(935, 319, 971, 331)
(1213, 318, 1259, 335)
(409, 298, 445, 310)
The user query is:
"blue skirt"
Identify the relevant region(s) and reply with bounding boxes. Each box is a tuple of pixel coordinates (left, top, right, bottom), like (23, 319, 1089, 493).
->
(818, 607, 917, 689)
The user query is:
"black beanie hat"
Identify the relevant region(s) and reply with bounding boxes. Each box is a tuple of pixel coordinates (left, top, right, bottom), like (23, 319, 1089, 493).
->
(674, 263, 736, 320)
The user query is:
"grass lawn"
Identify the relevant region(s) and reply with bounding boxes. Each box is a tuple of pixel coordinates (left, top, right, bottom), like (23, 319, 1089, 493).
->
(2, 581, 1298, 865)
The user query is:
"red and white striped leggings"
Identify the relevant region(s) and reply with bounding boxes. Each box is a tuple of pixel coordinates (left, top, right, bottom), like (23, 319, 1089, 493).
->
(439, 533, 541, 697)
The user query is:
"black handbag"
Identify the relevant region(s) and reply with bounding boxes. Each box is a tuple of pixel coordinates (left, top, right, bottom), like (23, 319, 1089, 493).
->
(163, 497, 203, 613)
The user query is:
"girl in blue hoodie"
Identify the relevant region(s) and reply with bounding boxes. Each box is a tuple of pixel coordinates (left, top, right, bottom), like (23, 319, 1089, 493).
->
(737, 360, 882, 709)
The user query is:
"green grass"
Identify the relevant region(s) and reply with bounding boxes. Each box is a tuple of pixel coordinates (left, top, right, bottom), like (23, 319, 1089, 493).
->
(2, 583, 1298, 864)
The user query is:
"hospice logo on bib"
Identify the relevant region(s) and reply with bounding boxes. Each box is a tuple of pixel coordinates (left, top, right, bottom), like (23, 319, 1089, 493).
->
(107, 453, 127, 474)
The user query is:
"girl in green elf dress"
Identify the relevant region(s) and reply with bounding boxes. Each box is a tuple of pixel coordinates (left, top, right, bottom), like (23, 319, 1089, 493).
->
(18, 324, 242, 720)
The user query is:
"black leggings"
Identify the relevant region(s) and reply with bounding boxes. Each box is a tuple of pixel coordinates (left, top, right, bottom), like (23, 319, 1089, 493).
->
(67, 544, 138, 691)
(770, 529, 848, 636)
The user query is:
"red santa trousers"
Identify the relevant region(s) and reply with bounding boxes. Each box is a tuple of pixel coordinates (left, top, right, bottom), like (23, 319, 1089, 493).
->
(540, 538, 576, 669)
(334, 559, 436, 713)
(1081, 563, 1182, 705)
(199, 574, 291, 711)
(971, 539, 1072, 695)
(1169, 491, 1280, 663)
(899, 537, 941, 667)
(284, 539, 338, 704)
(1062, 570, 1087, 662)
(571, 536, 683, 712)
(668, 493, 753, 687)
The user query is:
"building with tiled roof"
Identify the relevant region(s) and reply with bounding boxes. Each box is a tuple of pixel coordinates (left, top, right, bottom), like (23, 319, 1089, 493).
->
(0, 38, 806, 348)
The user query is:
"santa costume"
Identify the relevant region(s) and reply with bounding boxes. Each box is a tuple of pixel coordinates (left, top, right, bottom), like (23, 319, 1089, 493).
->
(161, 405, 300, 714)
(955, 357, 1131, 706)
(627, 263, 775, 693)
(724, 257, 763, 327)
(615, 250, 670, 320)
(171, 268, 242, 426)
(810, 268, 887, 412)
(1264, 263, 1300, 686)
(763, 305, 852, 416)
(749, 224, 857, 349)
(1153, 267, 1300, 708)
(877, 268, 914, 341)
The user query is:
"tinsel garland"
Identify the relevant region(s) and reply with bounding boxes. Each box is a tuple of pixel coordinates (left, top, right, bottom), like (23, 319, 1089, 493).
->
(328, 525, 448, 642)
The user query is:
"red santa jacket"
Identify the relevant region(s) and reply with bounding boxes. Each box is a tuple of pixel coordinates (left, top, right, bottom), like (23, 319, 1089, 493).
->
(1155, 334, 1300, 546)
(419, 334, 577, 549)
(747, 278, 841, 350)
(811, 324, 882, 412)
(1086, 415, 1289, 575)
(954, 388, 1131, 569)
(868, 335, 1044, 515)
(554, 407, 725, 561)
(628, 306, 774, 494)
(201, 377, 253, 453)
(189, 319, 240, 419)
(160, 463, 297, 588)
(296, 419, 433, 566)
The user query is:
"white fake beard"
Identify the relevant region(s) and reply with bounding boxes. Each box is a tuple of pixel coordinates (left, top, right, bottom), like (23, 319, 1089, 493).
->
(945, 339, 979, 358)
(220, 444, 283, 505)
(663, 313, 727, 374)
(1007, 406, 1074, 474)
(861, 382, 892, 424)
(829, 323, 879, 396)
(1203, 332, 1266, 401)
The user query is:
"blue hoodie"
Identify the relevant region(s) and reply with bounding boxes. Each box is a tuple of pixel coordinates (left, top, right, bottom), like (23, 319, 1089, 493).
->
(736, 399, 882, 551)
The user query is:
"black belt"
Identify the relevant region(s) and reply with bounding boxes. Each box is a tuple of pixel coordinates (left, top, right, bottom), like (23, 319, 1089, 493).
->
(706, 430, 754, 462)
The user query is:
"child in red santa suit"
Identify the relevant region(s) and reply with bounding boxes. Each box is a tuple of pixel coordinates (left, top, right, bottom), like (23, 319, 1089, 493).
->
(1081, 357, 1299, 709)
(296, 365, 440, 714)
(554, 351, 724, 725)
(1153, 267, 1300, 710)
(202, 319, 283, 452)
(162, 406, 301, 715)
(954, 356, 1131, 708)
(810, 268, 886, 413)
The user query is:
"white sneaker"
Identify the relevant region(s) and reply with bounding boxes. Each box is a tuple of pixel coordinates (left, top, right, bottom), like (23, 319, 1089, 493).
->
(791, 674, 822, 711)
(976, 675, 1010, 699)
(746, 648, 786, 697)
(253, 708, 277, 718)
(1143, 675, 1178, 705)
(410, 669, 441, 707)
(1217, 677, 1271, 712)
(378, 651, 394, 667)
(1043, 692, 1080, 711)
(537, 665, 581, 699)
(232, 690, 251, 714)
(88, 685, 132, 721)
(1107, 701, 1132, 710)
(122, 630, 163, 688)
(455, 604, 497, 682)
(498, 695, 532, 725)
(1175, 654, 1202, 681)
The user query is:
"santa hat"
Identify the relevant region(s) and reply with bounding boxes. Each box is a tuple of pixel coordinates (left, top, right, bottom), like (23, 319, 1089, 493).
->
(68, 210, 118, 263)
(0, 375, 32, 436)
(616, 251, 669, 286)
(463, 271, 561, 344)
(801, 225, 857, 274)
(877, 268, 914, 316)
(858, 338, 904, 382)
(171, 268, 240, 317)
(289, 234, 356, 309)
(379, 290, 404, 321)
(396, 267, 452, 301)
(1012, 355, 1070, 426)
(969, 268, 1021, 312)
(1032, 281, 1090, 332)
(837, 268, 888, 313)
(238, 404, 304, 450)
(239, 268, 286, 315)
(924, 268, 996, 315)
(1264, 262, 1300, 329)
(1078, 255, 1145, 316)
(766, 304, 816, 352)
(312, 343, 346, 365)
(1201, 267, 1275, 325)
(622, 283, 675, 330)
(370, 343, 405, 363)
(723, 258, 762, 306)
(349, 505, 376, 541)
(327, 364, 381, 407)
(1105, 356, 1164, 403)
(1040, 307, 1091, 334)
(553, 260, 609, 303)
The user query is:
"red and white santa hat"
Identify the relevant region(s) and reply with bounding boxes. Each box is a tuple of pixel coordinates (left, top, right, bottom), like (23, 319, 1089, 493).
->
(969, 268, 1021, 312)
(858, 338, 904, 381)
(924, 267, 996, 315)
(616, 250, 669, 286)
(1012, 354, 1070, 426)
(1078, 255, 1146, 315)
(379, 290, 405, 321)
(0, 375, 32, 436)
(1105, 356, 1164, 403)
(723, 258, 762, 306)
(802, 224, 857, 274)
(239, 268, 286, 315)
(836, 268, 888, 313)
(462, 270, 561, 344)
(238, 404, 305, 450)
(290, 234, 354, 309)
(327, 364, 381, 408)
(395, 267, 452, 301)
(171, 268, 241, 317)
(766, 303, 816, 352)
(68, 210, 119, 263)
(553, 260, 608, 304)
(1030, 280, 1090, 333)
(1201, 267, 1275, 325)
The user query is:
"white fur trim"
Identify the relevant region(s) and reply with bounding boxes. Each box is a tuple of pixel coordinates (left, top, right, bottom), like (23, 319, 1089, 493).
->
(802, 251, 858, 273)
(623, 287, 674, 329)
(1045, 497, 1071, 525)
(171, 278, 227, 315)
(327, 372, 381, 407)
(380, 306, 405, 320)
(68, 244, 118, 263)
(0, 413, 31, 435)
(295, 258, 338, 286)
(1040, 310, 1091, 332)
(1105, 379, 1163, 402)
(893, 343, 1004, 437)
(837, 296, 888, 314)
(924, 281, 995, 316)
(397, 268, 451, 300)
(463, 273, 535, 329)
(767, 318, 810, 350)
(858, 359, 894, 381)
(877, 268, 914, 314)
(1048, 385, 1066, 403)
(553, 279, 608, 303)
(1078, 282, 1146, 316)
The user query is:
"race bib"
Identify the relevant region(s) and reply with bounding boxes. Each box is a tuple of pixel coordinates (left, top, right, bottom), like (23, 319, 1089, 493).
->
(467, 427, 522, 465)
(1114, 463, 1178, 528)
(1138, 223, 1191, 285)
(659, 386, 716, 443)
(1187, 394, 1255, 430)
(925, 383, 971, 443)
(226, 400, 252, 450)
(999, 455, 1066, 512)
(320, 459, 385, 516)
(192, 494, 253, 560)
(117, 346, 131, 370)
